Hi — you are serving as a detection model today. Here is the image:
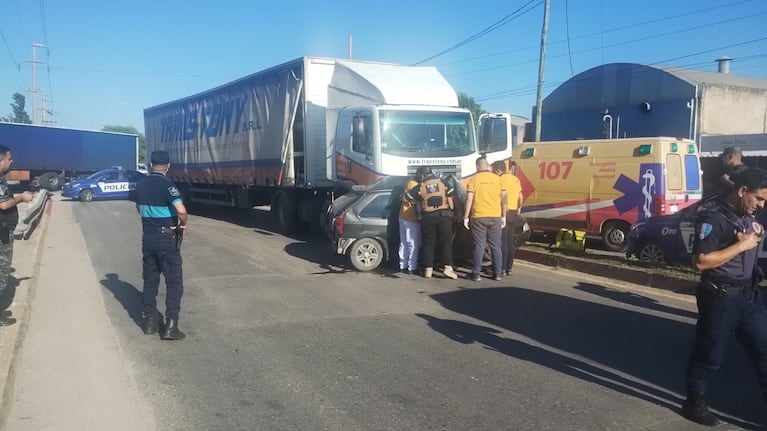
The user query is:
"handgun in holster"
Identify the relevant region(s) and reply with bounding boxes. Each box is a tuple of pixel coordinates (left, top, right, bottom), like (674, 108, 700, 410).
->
(701, 279, 728, 297)
(174, 225, 184, 251)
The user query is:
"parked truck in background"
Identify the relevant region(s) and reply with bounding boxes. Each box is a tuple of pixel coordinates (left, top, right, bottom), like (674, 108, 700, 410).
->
(144, 56, 478, 232)
(0, 122, 140, 191)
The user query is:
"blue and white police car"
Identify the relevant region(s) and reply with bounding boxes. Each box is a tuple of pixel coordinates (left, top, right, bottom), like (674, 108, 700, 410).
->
(626, 196, 767, 271)
(61, 168, 145, 202)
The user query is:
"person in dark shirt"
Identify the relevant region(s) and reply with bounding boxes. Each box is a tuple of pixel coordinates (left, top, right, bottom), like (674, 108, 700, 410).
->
(0, 146, 33, 326)
(719, 146, 746, 191)
(134, 150, 188, 340)
(681, 167, 767, 427)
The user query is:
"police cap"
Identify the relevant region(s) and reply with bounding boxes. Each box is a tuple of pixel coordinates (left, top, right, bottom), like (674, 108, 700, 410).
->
(150, 150, 170, 165)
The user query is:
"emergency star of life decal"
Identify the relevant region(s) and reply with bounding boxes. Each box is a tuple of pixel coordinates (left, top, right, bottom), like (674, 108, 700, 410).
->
(698, 223, 713, 240)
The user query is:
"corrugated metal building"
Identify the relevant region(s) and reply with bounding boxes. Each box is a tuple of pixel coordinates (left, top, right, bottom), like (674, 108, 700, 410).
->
(529, 60, 767, 195)
(534, 61, 767, 149)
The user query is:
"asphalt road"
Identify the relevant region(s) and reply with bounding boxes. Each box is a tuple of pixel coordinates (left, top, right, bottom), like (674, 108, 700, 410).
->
(54, 200, 766, 430)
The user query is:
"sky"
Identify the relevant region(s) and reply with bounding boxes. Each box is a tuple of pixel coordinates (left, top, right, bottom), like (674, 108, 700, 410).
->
(1, 0, 766, 135)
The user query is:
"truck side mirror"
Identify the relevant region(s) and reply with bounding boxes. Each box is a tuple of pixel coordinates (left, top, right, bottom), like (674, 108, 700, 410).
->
(480, 120, 493, 151)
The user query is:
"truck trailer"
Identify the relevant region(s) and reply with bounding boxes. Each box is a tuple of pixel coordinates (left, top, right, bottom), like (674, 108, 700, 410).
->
(0, 122, 139, 191)
(144, 56, 478, 232)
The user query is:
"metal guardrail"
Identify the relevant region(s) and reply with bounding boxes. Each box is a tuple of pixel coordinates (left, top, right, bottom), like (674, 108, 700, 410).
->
(14, 191, 50, 240)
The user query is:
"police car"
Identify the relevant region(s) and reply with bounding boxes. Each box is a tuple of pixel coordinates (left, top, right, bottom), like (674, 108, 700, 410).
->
(61, 168, 145, 202)
(626, 197, 767, 271)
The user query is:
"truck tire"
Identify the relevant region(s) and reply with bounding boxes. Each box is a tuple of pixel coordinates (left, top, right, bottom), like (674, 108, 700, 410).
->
(272, 191, 297, 233)
(78, 189, 95, 202)
(348, 238, 384, 271)
(39, 172, 62, 191)
(602, 221, 630, 252)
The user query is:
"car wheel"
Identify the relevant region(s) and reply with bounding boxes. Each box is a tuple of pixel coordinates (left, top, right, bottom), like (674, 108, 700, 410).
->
(349, 238, 384, 271)
(637, 240, 666, 264)
(602, 221, 630, 252)
(78, 189, 95, 202)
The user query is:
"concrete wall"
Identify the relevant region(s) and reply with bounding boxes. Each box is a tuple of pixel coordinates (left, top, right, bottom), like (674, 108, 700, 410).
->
(699, 85, 767, 135)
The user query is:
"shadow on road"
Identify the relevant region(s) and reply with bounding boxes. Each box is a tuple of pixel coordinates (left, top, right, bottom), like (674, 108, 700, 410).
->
(189, 205, 319, 241)
(574, 282, 699, 320)
(100, 272, 144, 330)
(423, 286, 764, 429)
(0, 275, 27, 311)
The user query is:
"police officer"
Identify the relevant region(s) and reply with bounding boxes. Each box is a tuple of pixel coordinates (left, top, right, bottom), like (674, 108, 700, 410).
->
(0, 145, 33, 326)
(406, 167, 458, 279)
(134, 150, 188, 340)
(682, 167, 767, 426)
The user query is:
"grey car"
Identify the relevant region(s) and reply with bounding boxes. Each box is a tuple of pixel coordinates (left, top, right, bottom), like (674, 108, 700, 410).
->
(324, 175, 531, 272)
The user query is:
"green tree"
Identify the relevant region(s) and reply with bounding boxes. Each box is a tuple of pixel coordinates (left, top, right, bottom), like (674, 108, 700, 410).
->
(102, 125, 146, 163)
(457, 92, 486, 123)
(0, 93, 32, 124)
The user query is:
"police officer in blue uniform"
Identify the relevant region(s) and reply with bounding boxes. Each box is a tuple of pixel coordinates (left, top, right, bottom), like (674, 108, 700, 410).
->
(682, 167, 767, 426)
(134, 151, 188, 340)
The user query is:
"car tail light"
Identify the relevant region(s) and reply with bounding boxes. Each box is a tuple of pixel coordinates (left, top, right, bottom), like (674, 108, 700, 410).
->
(334, 215, 344, 236)
(653, 195, 665, 215)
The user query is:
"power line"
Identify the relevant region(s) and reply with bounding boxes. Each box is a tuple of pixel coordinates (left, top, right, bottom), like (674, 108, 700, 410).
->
(0, 27, 25, 88)
(449, 11, 767, 77)
(13, 0, 29, 55)
(412, 0, 542, 65)
(474, 51, 767, 103)
(438, 0, 756, 67)
(40, 0, 53, 99)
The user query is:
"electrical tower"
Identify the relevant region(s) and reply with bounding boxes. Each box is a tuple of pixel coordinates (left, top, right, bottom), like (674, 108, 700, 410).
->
(27, 43, 47, 125)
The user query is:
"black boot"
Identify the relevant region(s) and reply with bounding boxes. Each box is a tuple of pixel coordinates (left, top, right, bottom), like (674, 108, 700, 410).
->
(681, 394, 719, 427)
(161, 318, 186, 340)
(143, 315, 160, 335)
(0, 314, 16, 326)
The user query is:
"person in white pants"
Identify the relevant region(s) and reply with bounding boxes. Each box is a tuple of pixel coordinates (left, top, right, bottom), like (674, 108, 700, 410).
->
(398, 171, 423, 274)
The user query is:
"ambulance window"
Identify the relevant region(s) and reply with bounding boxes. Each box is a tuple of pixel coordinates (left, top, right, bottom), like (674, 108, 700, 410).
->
(684, 154, 701, 191)
(666, 153, 683, 190)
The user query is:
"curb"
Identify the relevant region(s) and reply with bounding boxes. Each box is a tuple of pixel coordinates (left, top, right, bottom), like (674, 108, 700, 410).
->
(516, 248, 698, 295)
(0, 198, 53, 427)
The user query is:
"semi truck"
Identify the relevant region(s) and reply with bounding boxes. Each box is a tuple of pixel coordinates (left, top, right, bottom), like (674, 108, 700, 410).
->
(144, 56, 478, 232)
(0, 122, 140, 191)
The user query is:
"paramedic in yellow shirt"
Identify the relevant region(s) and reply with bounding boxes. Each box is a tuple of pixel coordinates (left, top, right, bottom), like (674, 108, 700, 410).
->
(492, 161, 523, 275)
(463, 157, 507, 282)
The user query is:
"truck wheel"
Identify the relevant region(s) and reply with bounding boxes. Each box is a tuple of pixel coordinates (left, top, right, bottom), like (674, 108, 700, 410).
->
(349, 238, 384, 271)
(602, 221, 630, 252)
(272, 191, 297, 233)
(39, 172, 62, 191)
(637, 240, 665, 264)
(79, 189, 95, 202)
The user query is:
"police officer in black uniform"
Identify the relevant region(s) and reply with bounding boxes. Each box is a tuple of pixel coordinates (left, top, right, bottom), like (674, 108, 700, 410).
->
(682, 167, 767, 426)
(134, 151, 188, 340)
(406, 166, 458, 279)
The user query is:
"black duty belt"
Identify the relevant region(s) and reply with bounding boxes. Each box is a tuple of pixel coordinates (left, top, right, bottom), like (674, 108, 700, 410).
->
(143, 226, 177, 235)
(701, 278, 752, 296)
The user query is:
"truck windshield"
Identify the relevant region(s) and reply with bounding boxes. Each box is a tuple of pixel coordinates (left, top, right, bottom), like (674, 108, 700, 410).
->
(380, 111, 475, 157)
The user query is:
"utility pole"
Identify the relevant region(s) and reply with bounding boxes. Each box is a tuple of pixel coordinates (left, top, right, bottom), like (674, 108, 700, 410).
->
(40, 94, 54, 125)
(534, 0, 550, 142)
(28, 43, 46, 125)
